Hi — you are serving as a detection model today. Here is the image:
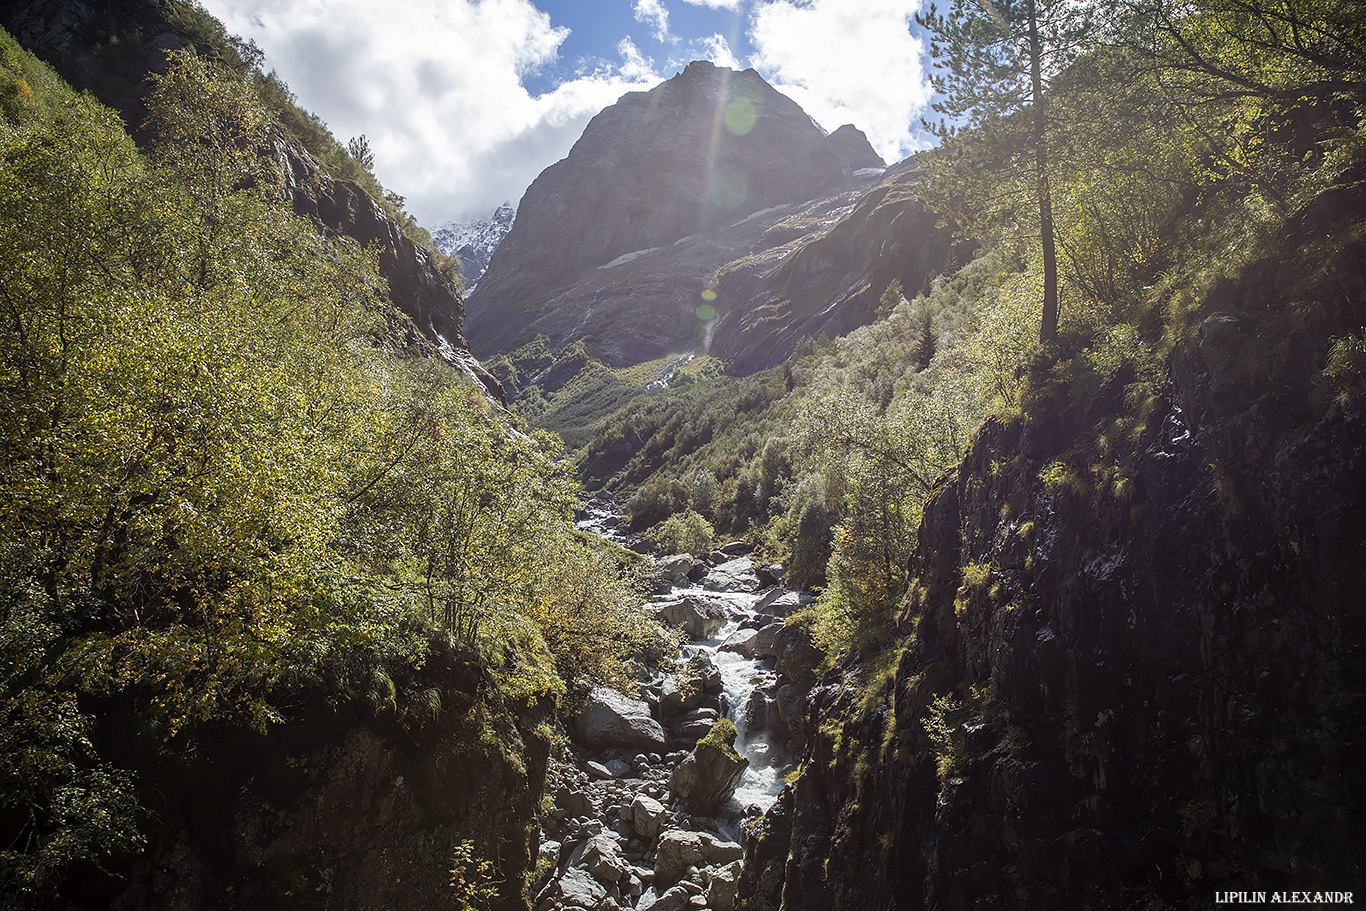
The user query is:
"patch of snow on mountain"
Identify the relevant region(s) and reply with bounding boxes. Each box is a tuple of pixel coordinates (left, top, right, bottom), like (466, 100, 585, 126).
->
(431, 202, 515, 288)
(599, 247, 662, 270)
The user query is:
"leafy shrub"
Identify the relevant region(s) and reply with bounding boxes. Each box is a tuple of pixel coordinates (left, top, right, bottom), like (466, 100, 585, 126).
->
(1323, 330, 1366, 402)
(651, 509, 715, 557)
(627, 475, 688, 529)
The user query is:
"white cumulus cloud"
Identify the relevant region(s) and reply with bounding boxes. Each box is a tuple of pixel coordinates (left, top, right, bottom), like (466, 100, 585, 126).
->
(633, 0, 674, 43)
(748, 0, 932, 164)
(682, 0, 746, 9)
(687, 33, 741, 69)
(200, 0, 661, 224)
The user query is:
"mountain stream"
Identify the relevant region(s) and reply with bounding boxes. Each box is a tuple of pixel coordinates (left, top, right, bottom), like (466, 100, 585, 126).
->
(531, 499, 807, 911)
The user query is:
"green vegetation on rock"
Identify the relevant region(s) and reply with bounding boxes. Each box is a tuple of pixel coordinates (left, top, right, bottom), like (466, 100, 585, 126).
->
(0, 33, 652, 903)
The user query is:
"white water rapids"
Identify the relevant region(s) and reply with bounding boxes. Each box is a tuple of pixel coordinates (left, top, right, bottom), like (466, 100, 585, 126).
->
(576, 498, 793, 827)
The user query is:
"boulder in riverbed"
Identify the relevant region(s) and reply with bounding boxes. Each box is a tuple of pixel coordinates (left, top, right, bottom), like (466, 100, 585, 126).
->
(653, 830, 745, 885)
(707, 860, 743, 911)
(654, 595, 728, 640)
(573, 687, 668, 751)
(719, 627, 759, 658)
(753, 586, 812, 617)
(702, 557, 761, 593)
(660, 653, 724, 714)
(668, 719, 749, 814)
(540, 865, 607, 909)
(568, 832, 629, 885)
(630, 793, 667, 839)
(656, 553, 695, 577)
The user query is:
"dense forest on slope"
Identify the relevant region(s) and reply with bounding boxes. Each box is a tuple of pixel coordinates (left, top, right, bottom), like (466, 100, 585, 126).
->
(0, 27, 659, 908)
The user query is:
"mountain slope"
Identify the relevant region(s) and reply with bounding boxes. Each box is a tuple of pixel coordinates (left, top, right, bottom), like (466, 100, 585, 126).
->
(465, 61, 864, 364)
(710, 166, 962, 374)
(0, 0, 504, 401)
(737, 179, 1366, 910)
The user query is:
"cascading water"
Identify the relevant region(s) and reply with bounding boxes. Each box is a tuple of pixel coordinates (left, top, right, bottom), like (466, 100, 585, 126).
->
(685, 610, 790, 819)
(576, 496, 797, 818)
(533, 497, 805, 909)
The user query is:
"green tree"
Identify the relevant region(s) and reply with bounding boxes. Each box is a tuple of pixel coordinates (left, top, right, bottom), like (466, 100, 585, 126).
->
(349, 133, 375, 171)
(916, 0, 1090, 343)
(876, 278, 905, 319)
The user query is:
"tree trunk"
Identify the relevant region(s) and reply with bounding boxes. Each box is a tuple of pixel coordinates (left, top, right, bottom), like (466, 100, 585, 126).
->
(1028, 0, 1060, 343)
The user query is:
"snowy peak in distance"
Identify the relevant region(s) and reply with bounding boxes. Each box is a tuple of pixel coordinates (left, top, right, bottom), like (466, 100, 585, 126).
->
(432, 202, 516, 289)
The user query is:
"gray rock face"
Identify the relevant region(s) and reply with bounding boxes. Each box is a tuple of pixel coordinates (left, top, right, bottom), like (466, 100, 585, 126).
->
(655, 595, 728, 640)
(555, 785, 595, 818)
(710, 166, 962, 375)
(750, 621, 786, 660)
(573, 687, 668, 751)
(825, 123, 885, 171)
(706, 860, 744, 911)
(754, 587, 813, 617)
(654, 830, 745, 886)
(703, 558, 762, 593)
(639, 883, 693, 911)
(719, 627, 760, 658)
(546, 865, 608, 908)
(568, 832, 629, 885)
(670, 717, 718, 744)
(656, 553, 696, 577)
(669, 731, 749, 814)
(467, 61, 850, 360)
(630, 793, 667, 840)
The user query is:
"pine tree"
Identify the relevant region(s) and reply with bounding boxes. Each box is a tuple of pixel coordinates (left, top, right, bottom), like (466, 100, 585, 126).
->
(916, 0, 1089, 344)
(348, 133, 374, 171)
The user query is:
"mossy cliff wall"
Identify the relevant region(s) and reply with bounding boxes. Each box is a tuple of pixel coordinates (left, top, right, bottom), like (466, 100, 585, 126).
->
(63, 646, 550, 911)
(739, 187, 1366, 909)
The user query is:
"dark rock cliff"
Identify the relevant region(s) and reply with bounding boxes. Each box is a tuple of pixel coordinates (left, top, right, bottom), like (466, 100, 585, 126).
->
(738, 186, 1366, 908)
(271, 133, 505, 402)
(61, 645, 551, 911)
(465, 61, 852, 361)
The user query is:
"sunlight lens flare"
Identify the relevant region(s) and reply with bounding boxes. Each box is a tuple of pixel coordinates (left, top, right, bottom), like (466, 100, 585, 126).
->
(697, 290, 717, 322)
(724, 97, 758, 136)
(706, 165, 748, 213)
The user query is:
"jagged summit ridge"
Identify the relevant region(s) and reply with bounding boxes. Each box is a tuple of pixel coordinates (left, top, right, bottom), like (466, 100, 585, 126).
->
(431, 202, 515, 289)
(826, 124, 884, 171)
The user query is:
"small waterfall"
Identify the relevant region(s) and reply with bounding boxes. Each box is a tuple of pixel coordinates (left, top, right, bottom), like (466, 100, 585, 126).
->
(690, 615, 787, 816)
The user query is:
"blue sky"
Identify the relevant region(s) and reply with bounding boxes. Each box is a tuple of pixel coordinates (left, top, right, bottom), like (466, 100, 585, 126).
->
(521, 1, 749, 95)
(201, 0, 933, 226)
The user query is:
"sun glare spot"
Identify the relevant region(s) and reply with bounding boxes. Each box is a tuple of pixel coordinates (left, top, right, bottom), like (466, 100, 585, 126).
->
(700, 289, 718, 302)
(724, 97, 758, 136)
(696, 303, 717, 321)
(706, 165, 748, 213)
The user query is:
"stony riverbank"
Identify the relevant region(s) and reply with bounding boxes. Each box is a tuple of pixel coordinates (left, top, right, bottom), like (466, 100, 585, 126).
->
(530, 536, 821, 911)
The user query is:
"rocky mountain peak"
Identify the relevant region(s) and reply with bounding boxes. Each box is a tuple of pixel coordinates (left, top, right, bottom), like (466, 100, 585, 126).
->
(465, 62, 853, 356)
(826, 124, 884, 171)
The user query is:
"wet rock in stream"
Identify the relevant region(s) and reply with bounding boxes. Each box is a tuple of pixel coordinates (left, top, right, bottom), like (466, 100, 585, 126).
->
(539, 530, 820, 909)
